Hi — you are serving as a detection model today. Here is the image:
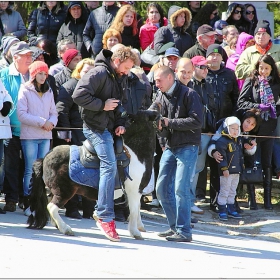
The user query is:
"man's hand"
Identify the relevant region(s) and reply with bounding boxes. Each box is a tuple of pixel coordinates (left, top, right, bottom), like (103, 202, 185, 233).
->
(104, 98, 120, 111)
(42, 120, 54, 131)
(115, 126, 125, 136)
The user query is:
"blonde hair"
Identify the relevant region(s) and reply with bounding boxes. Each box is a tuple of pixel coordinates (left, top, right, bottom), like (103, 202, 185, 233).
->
(102, 29, 122, 49)
(110, 4, 138, 36)
(111, 45, 137, 65)
(72, 58, 95, 79)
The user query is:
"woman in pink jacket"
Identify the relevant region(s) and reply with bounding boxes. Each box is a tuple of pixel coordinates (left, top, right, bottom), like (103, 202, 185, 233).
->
(139, 2, 168, 51)
(17, 61, 58, 215)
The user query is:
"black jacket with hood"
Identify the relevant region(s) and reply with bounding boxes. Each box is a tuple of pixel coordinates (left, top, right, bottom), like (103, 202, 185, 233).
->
(225, 3, 251, 34)
(56, 1, 90, 58)
(27, 2, 67, 45)
(153, 6, 194, 57)
(72, 49, 126, 133)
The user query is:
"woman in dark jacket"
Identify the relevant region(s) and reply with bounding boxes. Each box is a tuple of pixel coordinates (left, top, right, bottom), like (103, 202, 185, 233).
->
(153, 5, 194, 57)
(57, 2, 90, 58)
(225, 2, 251, 34)
(244, 3, 258, 36)
(237, 54, 280, 210)
(27, 1, 67, 45)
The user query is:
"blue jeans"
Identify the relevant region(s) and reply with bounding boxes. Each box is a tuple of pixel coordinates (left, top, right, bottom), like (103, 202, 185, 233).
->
(156, 145, 198, 237)
(83, 128, 117, 220)
(21, 139, 50, 196)
(190, 134, 211, 205)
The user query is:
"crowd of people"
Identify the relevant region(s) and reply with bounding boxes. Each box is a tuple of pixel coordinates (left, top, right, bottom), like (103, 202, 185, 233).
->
(0, 1, 280, 243)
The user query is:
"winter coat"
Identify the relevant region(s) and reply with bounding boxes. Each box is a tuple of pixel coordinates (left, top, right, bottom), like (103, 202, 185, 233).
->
(225, 3, 251, 34)
(215, 129, 244, 175)
(0, 82, 13, 139)
(154, 80, 203, 148)
(54, 67, 72, 91)
(57, 1, 90, 58)
(27, 2, 67, 45)
(72, 49, 126, 133)
(206, 65, 239, 121)
(56, 77, 85, 145)
(235, 43, 280, 80)
(226, 32, 254, 91)
(153, 6, 194, 57)
(237, 77, 280, 136)
(0, 63, 22, 136)
(139, 17, 168, 51)
(17, 82, 58, 140)
(187, 77, 217, 133)
(82, 3, 119, 58)
(0, 6, 27, 40)
(120, 26, 140, 50)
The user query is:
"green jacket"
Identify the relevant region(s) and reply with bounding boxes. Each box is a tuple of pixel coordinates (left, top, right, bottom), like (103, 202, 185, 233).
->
(235, 43, 280, 80)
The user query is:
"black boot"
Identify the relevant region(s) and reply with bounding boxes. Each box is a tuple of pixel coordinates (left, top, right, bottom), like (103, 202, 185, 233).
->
(234, 195, 244, 213)
(263, 167, 273, 210)
(23, 196, 30, 211)
(247, 184, 258, 210)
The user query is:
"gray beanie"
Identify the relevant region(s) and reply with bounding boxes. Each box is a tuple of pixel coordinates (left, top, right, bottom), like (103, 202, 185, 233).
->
(1, 36, 20, 55)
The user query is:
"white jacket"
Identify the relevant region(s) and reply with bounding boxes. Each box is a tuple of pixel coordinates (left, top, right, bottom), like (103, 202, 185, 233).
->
(0, 81, 13, 139)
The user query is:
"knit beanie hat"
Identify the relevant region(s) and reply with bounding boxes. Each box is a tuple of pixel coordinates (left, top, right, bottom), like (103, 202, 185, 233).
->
(254, 20, 271, 37)
(225, 116, 241, 137)
(0, 36, 20, 55)
(62, 49, 79, 67)
(29, 61, 49, 81)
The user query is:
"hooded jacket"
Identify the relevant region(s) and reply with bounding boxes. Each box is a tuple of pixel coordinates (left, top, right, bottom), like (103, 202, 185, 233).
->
(72, 49, 126, 132)
(56, 1, 90, 58)
(226, 32, 253, 90)
(225, 3, 251, 34)
(153, 6, 194, 56)
(82, 3, 119, 58)
(27, 2, 67, 44)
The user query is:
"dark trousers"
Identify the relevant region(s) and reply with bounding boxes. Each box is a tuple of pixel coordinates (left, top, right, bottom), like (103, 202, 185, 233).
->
(3, 136, 24, 202)
(152, 137, 163, 199)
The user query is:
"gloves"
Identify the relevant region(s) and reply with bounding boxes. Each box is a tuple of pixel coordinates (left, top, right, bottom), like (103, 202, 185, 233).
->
(259, 103, 270, 112)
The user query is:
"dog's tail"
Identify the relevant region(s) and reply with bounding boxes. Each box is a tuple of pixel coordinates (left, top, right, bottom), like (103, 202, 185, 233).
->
(27, 158, 49, 229)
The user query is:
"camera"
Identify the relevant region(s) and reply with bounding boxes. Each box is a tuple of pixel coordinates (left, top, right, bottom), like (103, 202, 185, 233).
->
(115, 101, 127, 118)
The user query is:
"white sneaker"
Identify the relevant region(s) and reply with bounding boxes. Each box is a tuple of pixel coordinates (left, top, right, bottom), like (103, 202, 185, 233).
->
(191, 205, 204, 214)
(148, 199, 160, 207)
(24, 206, 32, 217)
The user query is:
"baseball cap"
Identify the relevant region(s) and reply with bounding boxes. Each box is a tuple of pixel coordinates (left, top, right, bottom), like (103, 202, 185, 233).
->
(214, 20, 228, 35)
(10, 41, 33, 57)
(165, 47, 180, 58)
(206, 44, 223, 58)
(197, 24, 217, 36)
(191, 56, 208, 66)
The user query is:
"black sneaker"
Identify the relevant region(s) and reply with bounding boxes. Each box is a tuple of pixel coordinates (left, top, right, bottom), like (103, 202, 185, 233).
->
(157, 229, 175, 237)
(166, 232, 192, 242)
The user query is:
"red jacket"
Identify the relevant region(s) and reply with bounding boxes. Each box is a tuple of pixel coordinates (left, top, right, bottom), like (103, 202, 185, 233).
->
(139, 17, 168, 51)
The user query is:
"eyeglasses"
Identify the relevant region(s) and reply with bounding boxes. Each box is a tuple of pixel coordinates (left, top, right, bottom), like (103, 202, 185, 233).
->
(212, 12, 218, 16)
(234, 10, 242, 14)
(246, 10, 255, 15)
(195, 65, 208, 70)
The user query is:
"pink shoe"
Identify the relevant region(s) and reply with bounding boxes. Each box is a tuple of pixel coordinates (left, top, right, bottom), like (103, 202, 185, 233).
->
(96, 219, 120, 242)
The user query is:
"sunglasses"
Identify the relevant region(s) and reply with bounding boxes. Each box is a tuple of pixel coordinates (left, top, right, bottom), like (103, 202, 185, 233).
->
(212, 12, 218, 16)
(234, 10, 242, 14)
(246, 10, 255, 15)
(195, 65, 208, 70)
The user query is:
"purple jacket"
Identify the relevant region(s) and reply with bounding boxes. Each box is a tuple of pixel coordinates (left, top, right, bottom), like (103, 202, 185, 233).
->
(226, 32, 254, 91)
(17, 82, 58, 139)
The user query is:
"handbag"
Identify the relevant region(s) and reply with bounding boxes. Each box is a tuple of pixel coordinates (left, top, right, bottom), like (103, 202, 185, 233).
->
(239, 162, 263, 184)
(140, 42, 175, 67)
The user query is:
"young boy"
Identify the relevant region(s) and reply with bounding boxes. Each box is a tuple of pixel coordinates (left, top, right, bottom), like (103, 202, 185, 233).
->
(215, 116, 244, 221)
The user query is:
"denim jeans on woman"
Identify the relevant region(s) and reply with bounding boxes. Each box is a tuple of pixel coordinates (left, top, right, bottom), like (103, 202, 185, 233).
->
(21, 139, 50, 196)
(83, 127, 117, 221)
(156, 145, 198, 238)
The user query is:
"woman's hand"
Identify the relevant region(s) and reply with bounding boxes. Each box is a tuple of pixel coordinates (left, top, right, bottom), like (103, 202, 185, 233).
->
(42, 120, 54, 131)
(223, 170, 229, 177)
(213, 151, 223, 163)
(244, 140, 257, 150)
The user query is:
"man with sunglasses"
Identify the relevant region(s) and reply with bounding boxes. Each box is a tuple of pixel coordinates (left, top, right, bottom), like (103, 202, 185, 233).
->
(184, 24, 228, 63)
(205, 44, 239, 212)
(187, 56, 217, 214)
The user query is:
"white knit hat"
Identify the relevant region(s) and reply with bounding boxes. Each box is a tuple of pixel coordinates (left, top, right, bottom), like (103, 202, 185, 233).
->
(225, 116, 241, 136)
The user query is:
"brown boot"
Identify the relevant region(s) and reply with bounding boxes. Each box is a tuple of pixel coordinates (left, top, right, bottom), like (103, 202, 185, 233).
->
(3, 201, 16, 212)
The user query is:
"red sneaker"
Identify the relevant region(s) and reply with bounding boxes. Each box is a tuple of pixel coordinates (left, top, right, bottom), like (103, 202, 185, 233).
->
(96, 219, 120, 242)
